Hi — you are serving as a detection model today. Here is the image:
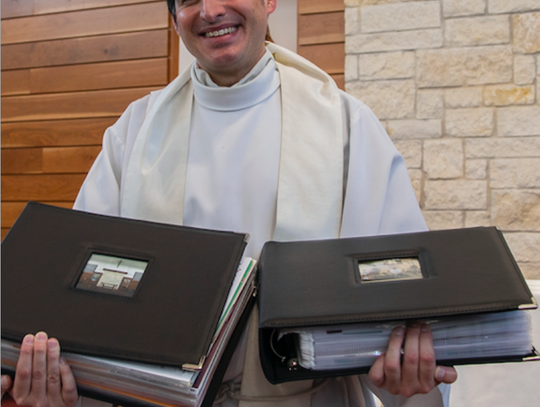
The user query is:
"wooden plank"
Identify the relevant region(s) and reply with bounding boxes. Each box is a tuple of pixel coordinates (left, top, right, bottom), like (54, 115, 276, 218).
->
(2, 201, 73, 229)
(298, 42, 345, 75)
(29, 58, 168, 94)
(168, 21, 179, 80)
(1, 118, 116, 148)
(331, 74, 345, 90)
(298, 0, 345, 15)
(1, 30, 169, 70)
(2, 2, 168, 45)
(34, 0, 156, 15)
(1, 174, 86, 201)
(1, 147, 43, 174)
(1, 69, 31, 96)
(42, 146, 102, 173)
(298, 11, 344, 45)
(0, 146, 101, 174)
(1, 0, 35, 19)
(2, 86, 159, 122)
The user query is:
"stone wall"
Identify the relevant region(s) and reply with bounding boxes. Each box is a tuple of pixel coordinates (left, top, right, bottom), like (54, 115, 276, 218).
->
(345, 0, 540, 279)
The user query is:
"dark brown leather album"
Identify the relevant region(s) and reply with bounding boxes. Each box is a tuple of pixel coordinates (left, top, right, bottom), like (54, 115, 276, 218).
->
(2, 201, 255, 406)
(258, 227, 539, 384)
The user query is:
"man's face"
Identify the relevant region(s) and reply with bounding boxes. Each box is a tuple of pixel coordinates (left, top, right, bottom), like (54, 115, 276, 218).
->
(173, 0, 277, 86)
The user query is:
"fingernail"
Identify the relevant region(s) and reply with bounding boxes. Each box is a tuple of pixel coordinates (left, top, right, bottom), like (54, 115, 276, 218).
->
(435, 366, 445, 381)
(48, 339, 58, 350)
(35, 332, 47, 342)
(1, 375, 9, 389)
(24, 334, 34, 345)
(393, 326, 405, 336)
(421, 323, 430, 332)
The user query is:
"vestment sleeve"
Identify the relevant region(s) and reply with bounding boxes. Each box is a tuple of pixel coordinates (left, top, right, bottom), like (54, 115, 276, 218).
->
(73, 96, 152, 216)
(340, 94, 427, 238)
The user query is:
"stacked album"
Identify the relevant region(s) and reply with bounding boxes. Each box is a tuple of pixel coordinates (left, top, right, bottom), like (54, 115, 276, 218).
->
(1, 202, 256, 407)
(258, 227, 539, 384)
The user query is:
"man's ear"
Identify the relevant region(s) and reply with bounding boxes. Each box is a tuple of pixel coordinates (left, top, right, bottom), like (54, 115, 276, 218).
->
(171, 16, 180, 37)
(267, 0, 277, 15)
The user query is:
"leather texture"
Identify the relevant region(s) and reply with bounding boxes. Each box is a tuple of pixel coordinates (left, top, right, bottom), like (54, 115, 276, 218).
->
(2, 201, 247, 368)
(257, 227, 536, 384)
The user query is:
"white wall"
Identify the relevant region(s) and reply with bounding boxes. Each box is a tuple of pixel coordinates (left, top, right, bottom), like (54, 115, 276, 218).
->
(179, 0, 297, 73)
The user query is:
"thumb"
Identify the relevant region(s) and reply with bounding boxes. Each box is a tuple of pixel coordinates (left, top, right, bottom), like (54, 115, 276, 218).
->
(1, 375, 13, 398)
(435, 366, 458, 384)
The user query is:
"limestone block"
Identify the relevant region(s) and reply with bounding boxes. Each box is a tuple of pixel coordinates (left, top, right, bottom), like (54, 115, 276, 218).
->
(513, 13, 540, 54)
(360, 1, 440, 33)
(345, 7, 360, 36)
(346, 80, 415, 120)
(465, 211, 491, 228)
(489, 0, 540, 14)
(359, 52, 415, 80)
(444, 87, 483, 108)
(424, 139, 464, 179)
(491, 158, 540, 188)
(504, 233, 540, 263)
(408, 169, 423, 203)
(483, 84, 535, 106)
(466, 137, 540, 158)
(345, 55, 359, 82)
(497, 106, 540, 136)
(443, 0, 486, 17)
(425, 180, 487, 210)
(417, 89, 444, 119)
(492, 190, 540, 231)
(517, 262, 540, 279)
(514, 55, 537, 85)
(466, 159, 488, 179)
(387, 119, 442, 139)
(445, 108, 494, 137)
(445, 16, 510, 47)
(423, 211, 464, 230)
(393, 140, 422, 168)
(417, 46, 513, 88)
(346, 29, 443, 54)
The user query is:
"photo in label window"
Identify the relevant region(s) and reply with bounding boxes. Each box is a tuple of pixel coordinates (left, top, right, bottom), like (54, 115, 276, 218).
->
(358, 258, 422, 283)
(76, 254, 148, 297)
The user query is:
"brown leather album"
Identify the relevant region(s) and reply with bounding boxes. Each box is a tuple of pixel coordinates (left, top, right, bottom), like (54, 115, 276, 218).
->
(2, 201, 255, 406)
(258, 227, 539, 384)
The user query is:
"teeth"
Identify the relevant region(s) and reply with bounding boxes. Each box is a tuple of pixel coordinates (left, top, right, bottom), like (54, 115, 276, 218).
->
(205, 26, 237, 38)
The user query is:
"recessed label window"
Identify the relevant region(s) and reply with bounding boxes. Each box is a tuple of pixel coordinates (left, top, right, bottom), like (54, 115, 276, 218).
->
(76, 254, 148, 298)
(358, 258, 422, 283)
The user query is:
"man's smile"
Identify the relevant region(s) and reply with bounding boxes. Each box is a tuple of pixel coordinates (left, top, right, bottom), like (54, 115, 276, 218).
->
(204, 26, 238, 38)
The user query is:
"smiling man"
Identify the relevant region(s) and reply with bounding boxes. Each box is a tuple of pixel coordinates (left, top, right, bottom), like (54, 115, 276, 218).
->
(1, 1, 457, 406)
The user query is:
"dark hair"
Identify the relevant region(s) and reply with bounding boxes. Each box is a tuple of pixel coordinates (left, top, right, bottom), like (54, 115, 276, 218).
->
(167, 0, 176, 17)
(167, 0, 274, 42)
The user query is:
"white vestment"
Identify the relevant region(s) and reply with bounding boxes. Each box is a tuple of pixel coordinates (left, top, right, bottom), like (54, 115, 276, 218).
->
(74, 43, 449, 407)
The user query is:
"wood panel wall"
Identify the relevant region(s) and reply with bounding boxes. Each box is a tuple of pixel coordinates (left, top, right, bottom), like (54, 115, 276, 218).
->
(1, 0, 178, 239)
(2, 0, 345, 239)
(297, 0, 345, 89)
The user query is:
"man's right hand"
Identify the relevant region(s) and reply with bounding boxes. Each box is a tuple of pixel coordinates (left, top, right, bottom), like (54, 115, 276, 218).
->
(2, 332, 79, 407)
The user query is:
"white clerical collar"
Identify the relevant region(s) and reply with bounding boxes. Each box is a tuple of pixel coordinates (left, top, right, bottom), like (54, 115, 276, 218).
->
(191, 49, 280, 112)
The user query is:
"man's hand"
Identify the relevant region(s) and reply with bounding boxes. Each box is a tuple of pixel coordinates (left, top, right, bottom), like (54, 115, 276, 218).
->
(368, 322, 458, 397)
(7, 332, 79, 407)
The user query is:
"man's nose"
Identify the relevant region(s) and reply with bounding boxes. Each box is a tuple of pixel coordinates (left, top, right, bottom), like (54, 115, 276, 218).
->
(200, 0, 226, 22)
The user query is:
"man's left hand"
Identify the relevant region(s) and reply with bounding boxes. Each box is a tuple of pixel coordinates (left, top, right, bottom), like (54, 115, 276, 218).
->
(368, 322, 458, 397)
